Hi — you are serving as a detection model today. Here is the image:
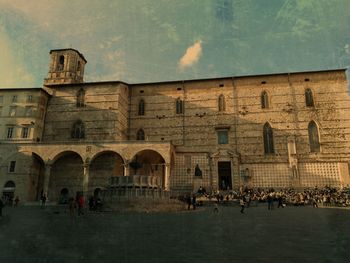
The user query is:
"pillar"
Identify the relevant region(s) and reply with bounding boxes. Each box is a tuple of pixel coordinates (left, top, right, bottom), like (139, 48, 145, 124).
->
(124, 163, 130, 176)
(164, 163, 170, 191)
(83, 161, 90, 195)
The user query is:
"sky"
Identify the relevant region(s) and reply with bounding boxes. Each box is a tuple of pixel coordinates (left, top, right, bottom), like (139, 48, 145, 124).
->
(0, 0, 349, 88)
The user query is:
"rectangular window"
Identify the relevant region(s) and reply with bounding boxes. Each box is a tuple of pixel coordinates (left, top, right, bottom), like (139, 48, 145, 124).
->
(0, 106, 2, 116)
(0, 95, 3, 103)
(7, 127, 14, 138)
(25, 106, 33, 117)
(12, 95, 17, 103)
(9, 161, 16, 173)
(22, 127, 29, 138)
(9, 106, 16, 117)
(217, 130, 228, 144)
(27, 95, 33, 102)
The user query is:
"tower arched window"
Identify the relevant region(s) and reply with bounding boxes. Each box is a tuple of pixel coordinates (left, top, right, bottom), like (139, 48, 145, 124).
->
(176, 98, 184, 114)
(58, 55, 65, 71)
(218, 94, 226, 112)
(263, 122, 274, 154)
(76, 89, 85, 107)
(71, 120, 85, 139)
(261, 91, 269, 109)
(137, 129, 145, 140)
(138, 100, 145, 116)
(308, 121, 320, 152)
(305, 89, 314, 107)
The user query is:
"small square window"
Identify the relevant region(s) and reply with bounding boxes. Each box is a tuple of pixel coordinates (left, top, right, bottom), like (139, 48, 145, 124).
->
(9, 161, 16, 173)
(217, 130, 228, 144)
(27, 95, 33, 102)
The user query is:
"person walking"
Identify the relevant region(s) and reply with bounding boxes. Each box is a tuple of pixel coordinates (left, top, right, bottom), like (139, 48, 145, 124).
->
(192, 194, 197, 210)
(0, 197, 4, 218)
(41, 194, 47, 208)
(240, 196, 245, 214)
(267, 193, 274, 210)
(213, 202, 219, 213)
(14, 196, 20, 207)
(77, 195, 85, 216)
(68, 198, 77, 223)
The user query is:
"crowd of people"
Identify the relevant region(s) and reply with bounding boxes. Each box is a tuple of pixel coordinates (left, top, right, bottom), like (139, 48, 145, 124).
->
(195, 185, 350, 208)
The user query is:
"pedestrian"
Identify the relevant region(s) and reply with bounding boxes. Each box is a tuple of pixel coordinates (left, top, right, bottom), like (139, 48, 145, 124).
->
(267, 193, 274, 210)
(14, 196, 20, 207)
(192, 194, 197, 210)
(77, 195, 85, 216)
(68, 198, 77, 223)
(240, 196, 245, 214)
(213, 202, 219, 213)
(186, 195, 191, 210)
(277, 194, 284, 208)
(0, 197, 4, 218)
(41, 194, 47, 208)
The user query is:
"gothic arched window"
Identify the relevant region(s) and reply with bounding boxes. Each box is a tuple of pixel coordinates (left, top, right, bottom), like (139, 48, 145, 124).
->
(176, 98, 183, 114)
(263, 122, 274, 154)
(138, 100, 145, 115)
(218, 94, 226, 111)
(137, 129, 145, 140)
(58, 55, 65, 71)
(76, 89, 85, 107)
(71, 120, 85, 139)
(261, 91, 269, 109)
(305, 89, 314, 107)
(308, 121, 320, 152)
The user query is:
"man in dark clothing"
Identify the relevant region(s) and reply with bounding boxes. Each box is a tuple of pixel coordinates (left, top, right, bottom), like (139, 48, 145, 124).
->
(192, 195, 197, 210)
(186, 195, 192, 210)
(277, 195, 284, 208)
(0, 198, 4, 217)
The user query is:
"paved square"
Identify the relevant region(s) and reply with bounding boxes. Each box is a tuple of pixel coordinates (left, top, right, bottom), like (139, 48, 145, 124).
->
(0, 205, 349, 263)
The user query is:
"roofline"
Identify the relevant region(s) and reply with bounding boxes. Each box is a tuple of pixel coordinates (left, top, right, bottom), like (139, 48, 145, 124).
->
(44, 80, 129, 88)
(49, 48, 87, 63)
(0, 87, 51, 95)
(130, 68, 348, 86)
(42, 67, 347, 88)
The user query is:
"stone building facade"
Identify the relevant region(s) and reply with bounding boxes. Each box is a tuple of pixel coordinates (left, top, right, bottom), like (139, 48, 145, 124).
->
(1, 48, 350, 203)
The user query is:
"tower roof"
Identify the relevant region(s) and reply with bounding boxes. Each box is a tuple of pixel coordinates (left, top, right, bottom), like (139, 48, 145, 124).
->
(49, 48, 87, 63)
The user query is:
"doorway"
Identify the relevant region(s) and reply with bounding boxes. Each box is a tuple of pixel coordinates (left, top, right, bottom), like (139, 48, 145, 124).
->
(218, 161, 232, 190)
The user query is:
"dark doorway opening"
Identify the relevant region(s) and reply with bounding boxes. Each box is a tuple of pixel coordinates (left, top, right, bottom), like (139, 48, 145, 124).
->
(59, 188, 69, 204)
(218, 162, 232, 190)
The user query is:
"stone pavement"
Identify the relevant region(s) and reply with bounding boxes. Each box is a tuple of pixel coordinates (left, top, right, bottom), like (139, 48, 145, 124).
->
(0, 204, 349, 263)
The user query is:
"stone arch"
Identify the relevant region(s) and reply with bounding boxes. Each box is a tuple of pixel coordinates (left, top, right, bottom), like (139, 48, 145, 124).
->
(29, 153, 46, 201)
(49, 151, 84, 202)
(2, 180, 16, 203)
(130, 149, 166, 188)
(89, 151, 125, 192)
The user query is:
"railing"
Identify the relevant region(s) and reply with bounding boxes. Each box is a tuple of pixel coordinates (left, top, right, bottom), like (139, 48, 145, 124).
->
(110, 175, 162, 189)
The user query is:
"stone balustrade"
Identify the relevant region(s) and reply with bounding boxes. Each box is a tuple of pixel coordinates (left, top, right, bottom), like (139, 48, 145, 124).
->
(110, 175, 162, 189)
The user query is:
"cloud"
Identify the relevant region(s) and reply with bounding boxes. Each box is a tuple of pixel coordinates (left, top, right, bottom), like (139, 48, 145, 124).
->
(178, 40, 202, 69)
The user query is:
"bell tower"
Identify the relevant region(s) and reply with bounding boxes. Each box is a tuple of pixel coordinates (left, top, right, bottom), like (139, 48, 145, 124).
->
(44, 48, 87, 85)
